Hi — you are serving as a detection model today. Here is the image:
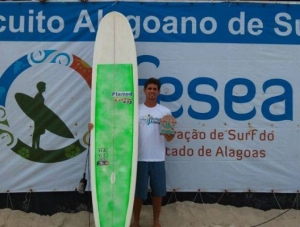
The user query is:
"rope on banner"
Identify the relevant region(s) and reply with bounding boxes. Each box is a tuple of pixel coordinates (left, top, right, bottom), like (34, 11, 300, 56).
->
(192, 189, 204, 204)
(216, 190, 226, 204)
(272, 190, 282, 210)
(167, 189, 178, 204)
(250, 191, 299, 227)
(22, 190, 32, 212)
(6, 190, 13, 210)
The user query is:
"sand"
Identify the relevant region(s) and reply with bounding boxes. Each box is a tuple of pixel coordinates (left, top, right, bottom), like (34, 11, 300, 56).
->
(0, 201, 299, 227)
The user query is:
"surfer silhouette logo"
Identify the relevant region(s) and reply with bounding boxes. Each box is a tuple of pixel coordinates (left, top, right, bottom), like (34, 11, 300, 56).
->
(15, 82, 75, 151)
(32, 82, 46, 150)
(0, 50, 91, 163)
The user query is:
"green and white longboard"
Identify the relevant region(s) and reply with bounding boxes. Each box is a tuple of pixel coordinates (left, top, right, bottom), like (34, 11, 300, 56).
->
(90, 11, 138, 227)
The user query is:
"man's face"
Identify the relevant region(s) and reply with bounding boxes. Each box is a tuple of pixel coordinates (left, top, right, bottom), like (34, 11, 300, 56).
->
(144, 83, 159, 101)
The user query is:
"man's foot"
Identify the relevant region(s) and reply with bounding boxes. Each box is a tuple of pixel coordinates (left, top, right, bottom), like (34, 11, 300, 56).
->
(152, 222, 161, 227)
(130, 223, 140, 227)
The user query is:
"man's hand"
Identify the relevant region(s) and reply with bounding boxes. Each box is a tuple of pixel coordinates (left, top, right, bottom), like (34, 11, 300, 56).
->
(88, 123, 94, 131)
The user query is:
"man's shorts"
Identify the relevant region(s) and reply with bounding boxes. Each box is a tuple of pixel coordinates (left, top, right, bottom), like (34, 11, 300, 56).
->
(135, 161, 166, 200)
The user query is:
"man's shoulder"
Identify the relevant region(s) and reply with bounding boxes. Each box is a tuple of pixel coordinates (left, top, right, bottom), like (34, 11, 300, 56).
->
(156, 104, 171, 113)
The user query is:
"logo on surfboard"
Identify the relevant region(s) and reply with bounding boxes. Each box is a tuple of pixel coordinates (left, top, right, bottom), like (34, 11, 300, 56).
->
(112, 91, 132, 104)
(97, 147, 109, 165)
(0, 50, 92, 163)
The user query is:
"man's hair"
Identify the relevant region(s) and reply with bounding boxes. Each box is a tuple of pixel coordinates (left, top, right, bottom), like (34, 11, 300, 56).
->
(144, 77, 161, 90)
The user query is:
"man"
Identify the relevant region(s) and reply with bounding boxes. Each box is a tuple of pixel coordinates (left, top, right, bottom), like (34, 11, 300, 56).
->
(132, 77, 175, 227)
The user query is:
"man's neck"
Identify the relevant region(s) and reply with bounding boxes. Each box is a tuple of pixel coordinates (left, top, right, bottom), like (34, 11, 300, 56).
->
(144, 100, 157, 108)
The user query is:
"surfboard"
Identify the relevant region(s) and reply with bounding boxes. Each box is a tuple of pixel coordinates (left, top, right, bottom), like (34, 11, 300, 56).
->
(90, 11, 138, 227)
(15, 93, 74, 139)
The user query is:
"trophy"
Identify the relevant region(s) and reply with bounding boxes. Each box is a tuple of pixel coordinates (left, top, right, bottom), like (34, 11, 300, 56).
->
(160, 115, 177, 135)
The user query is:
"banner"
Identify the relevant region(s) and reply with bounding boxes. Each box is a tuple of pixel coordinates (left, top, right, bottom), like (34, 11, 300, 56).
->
(0, 1, 300, 192)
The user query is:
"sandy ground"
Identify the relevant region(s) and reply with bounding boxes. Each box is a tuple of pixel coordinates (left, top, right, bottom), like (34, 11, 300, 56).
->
(0, 201, 300, 227)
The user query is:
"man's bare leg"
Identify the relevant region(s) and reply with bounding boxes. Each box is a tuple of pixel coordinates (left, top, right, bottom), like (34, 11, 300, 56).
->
(152, 196, 162, 227)
(132, 197, 142, 227)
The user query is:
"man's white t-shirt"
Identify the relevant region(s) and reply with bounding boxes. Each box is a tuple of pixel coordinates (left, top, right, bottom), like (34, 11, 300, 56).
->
(138, 103, 171, 162)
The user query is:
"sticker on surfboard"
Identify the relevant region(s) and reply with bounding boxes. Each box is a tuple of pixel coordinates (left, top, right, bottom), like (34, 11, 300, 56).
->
(97, 147, 109, 166)
(112, 91, 133, 104)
